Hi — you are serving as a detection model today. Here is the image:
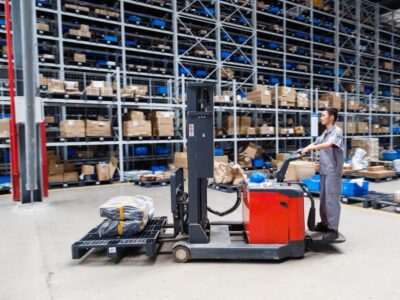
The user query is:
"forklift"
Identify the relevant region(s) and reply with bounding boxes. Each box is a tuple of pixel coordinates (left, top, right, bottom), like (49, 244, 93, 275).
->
(168, 84, 345, 263)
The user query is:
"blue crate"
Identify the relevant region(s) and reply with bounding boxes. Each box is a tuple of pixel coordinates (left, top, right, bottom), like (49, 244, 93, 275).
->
(0, 19, 4, 26)
(151, 166, 167, 173)
(382, 89, 391, 97)
(179, 66, 191, 75)
(338, 68, 345, 76)
(196, 7, 215, 17)
(323, 22, 334, 29)
(237, 18, 248, 25)
(382, 150, 397, 161)
(302, 176, 320, 192)
(195, 69, 208, 77)
(268, 6, 281, 14)
(295, 31, 309, 39)
(125, 40, 138, 47)
(222, 33, 230, 41)
(295, 15, 307, 22)
(127, 15, 142, 24)
(4, 150, 10, 163)
(285, 78, 293, 86)
(235, 56, 251, 63)
(252, 159, 265, 168)
(235, 36, 248, 44)
(293, 82, 303, 88)
(286, 63, 296, 70)
(103, 35, 118, 43)
(0, 113, 10, 119)
(312, 18, 321, 26)
(392, 127, 400, 134)
(178, 48, 188, 54)
(96, 60, 109, 66)
(155, 86, 169, 95)
(134, 146, 148, 156)
(151, 19, 166, 28)
(341, 179, 369, 197)
(214, 148, 224, 156)
(268, 76, 280, 84)
(267, 42, 280, 50)
(154, 146, 170, 155)
(0, 175, 10, 184)
(322, 69, 333, 76)
(264, 161, 272, 168)
(67, 149, 77, 156)
(323, 37, 333, 44)
(313, 35, 322, 42)
(221, 51, 232, 60)
(345, 57, 355, 64)
(364, 86, 373, 94)
(344, 27, 353, 34)
(396, 149, 400, 158)
(296, 48, 306, 55)
(257, 40, 264, 47)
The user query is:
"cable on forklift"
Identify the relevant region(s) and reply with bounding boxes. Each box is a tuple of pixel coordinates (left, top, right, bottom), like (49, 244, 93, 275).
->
(207, 186, 242, 217)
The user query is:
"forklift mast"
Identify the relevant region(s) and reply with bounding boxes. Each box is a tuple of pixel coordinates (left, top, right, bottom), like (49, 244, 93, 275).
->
(186, 84, 215, 243)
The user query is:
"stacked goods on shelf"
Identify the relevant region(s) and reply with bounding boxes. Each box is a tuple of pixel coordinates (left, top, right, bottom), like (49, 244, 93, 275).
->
(60, 120, 85, 138)
(96, 157, 118, 181)
(37, 22, 50, 32)
(336, 122, 356, 134)
(149, 111, 174, 137)
(64, 81, 80, 95)
(73, 53, 86, 64)
(380, 61, 393, 71)
(140, 171, 171, 182)
(84, 81, 114, 97)
(39, 74, 48, 87)
(318, 92, 342, 110)
(213, 94, 231, 104)
(347, 98, 360, 111)
(296, 92, 310, 108)
(86, 119, 112, 137)
(247, 85, 273, 106)
(47, 151, 78, 183)
(94, 8, 120, 18)
(81, 165, 95, 176)
(356, 122, 369, 134)
(344, 83, 365, 94)
(239, 116, 254, 135)
(64, 3, 90, 13)
(44, 116, 56, 124)
(214, 162, 246, 185)
(221, 68, 234, 79)
(68, 24, 91, 38)
(372, 124, 390, 134)
(121, 84, 148, 98)
(257, 124, 275, 135)
(0, 118, 10, 138)
(238, 143, 261, 168)
(272, 86, 296, 107)
(350, 138, 379, 161)
(294, 126, 305, 135)
(279, 128, 294, 135)
(123, 111, 151, 137)
(48, 79, 65, 94)
(381, 102, 400, 113)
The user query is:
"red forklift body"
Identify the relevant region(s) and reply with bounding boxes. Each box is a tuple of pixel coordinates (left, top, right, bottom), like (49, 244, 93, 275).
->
(243, 184, 305, 244)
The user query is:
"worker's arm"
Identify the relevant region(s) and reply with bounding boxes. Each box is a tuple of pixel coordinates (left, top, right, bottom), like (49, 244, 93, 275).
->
(302, 142, 333, 154)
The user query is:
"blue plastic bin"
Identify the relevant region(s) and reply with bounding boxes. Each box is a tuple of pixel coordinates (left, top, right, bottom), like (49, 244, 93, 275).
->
(312, 18, 320, 26)
(0, 175, 10, 184)
(214, 148, 224, 156)
(252, 159, 265, 168)
(392, 127, 400, 134)
(267, 42, 280, 50)
(4, 150, 10, 163)
(382, 89, 391, 97)
(179, 66, 191, 75)
(127, 15, 142, 23)
(221, 51, 232, 60)
(295, 31, 309, 39)
(196, 8, 215, 17)
(195, 70, 207, 77)
(154, 146, 170, 155)
(235, 36, 248, 44)
(295, 15, 307, 22)
(151, 19, 166, 28)
(313, 35, 322, 42)
(134, 146, 148, 156)
(382, 150, 397, 161)
(323, 37, 333, 44)
(103, 35, 118, 43)
(395, 149, 400, 159)
(341, 179, 369, 196)
(302, 175, 321, 192)
(125, 40, 138, 47)
(268, 76, 280, 84)
(156, 86, 169, 95)
(285, 78, 293, 86)
(268, 6, 280, 14)
(151, 166, 167, 173)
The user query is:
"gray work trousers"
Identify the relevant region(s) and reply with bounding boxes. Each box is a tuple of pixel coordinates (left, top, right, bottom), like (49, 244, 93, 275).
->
(320, 174, 342, 230)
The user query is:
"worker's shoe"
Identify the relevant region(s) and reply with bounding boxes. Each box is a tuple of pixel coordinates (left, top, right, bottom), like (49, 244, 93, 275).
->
(314, 222, 328, 233)
(323, 229, 339, 242)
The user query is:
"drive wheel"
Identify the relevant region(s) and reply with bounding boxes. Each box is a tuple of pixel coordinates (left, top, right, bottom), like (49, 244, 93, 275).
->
(173, 245, 191, 263)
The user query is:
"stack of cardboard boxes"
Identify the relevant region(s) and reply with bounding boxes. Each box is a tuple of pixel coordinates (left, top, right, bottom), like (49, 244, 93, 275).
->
(37, 22, 50, 32)
(257, 124, 275, 135)
(351, 138, 379, 161)
(296, 92, 310, 108)
(47, 151, 79, 183)
(85, 119, 112, 137)
(48, 79, 65, 94)
(123, 111, 152, 137)
(319, 92, 342, 110)
(60, 120, 85, 138)
(94, 8, 120, 18)
(149, 111, 174, 137)
(121, 84, 148, 98)
(247, 85, 273, 106)
(272, 86, 296, 107)
(223, 116, 253, 135)
(0, 118, 10, 139)
(73, 53, 86, 64)
(84, 81, 113, 97)
(68, 24, 91, 38)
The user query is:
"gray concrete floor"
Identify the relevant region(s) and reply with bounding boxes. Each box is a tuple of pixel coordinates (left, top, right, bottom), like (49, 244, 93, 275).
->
(1, 180, 400, 300)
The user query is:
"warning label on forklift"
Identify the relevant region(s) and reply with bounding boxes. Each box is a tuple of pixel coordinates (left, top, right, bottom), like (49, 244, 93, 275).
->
(189, 124, 194, 136)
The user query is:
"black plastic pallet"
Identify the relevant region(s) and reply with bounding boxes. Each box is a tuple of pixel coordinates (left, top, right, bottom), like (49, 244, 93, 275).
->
(362, 174, 399, 183)
(208, 182, 238, 193)
(339, 192, 384, 208)
(133, 179, 170, 188)
(49, 179, 113, 189)
(372, 196, 400, 213)
(71, 217, 167, 260)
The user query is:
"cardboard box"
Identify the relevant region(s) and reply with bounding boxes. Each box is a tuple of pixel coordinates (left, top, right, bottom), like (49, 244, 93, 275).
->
(123, 120, 151, 137)
(347, 100, 360, 110)
(247, 86, 273, 105)
(48, 174, 63, 183)
(60, 120, 85, 138)
(221, 68, 235, 79)
(279, 128, 288, 135)
(368, 166, 385, 172)
(85, 120, 111, 137)
(124, 111, 145, 121)
(49, 163, 64, 175)
(318, 100, 329, 108)
(64, 3, 90, 12)
(100, 87, 113, 96)
(294, 126, 305, 135)
(152, 117, 174, 136)
(324, 52, 335, 60)
(223, 116, 240, 135)
(121, 85, 148, 97)
(48, 79, 65, 94)
(346, 122, 357, 134)
(96, 163, 110, 181)
(242, 127, 256, 135)
(381, 61, 393, 70)
(81, 165, 95, 175)
(64, 172, 79, 182)
(64, 81, 80, 94)
(278, 161, 316, 181)
(257, 125, 274, 135)
(64, 163, 76, 172)
(44, 116, 56, 124)
(73, 53, 86, 63)
(320, 92, 342, 110)
(148, 111, 175, 119)
(174, 152, 188, 168)
(239, 143, 259, 160)
(39, 74, 48, 86)
(215, 155, 229, 163)
(272, 86, 296, 106)
(0, 118, 10, 138)
(296, 93, 310, 108)
(276, 153, 290, 161)
(356, 122, 369, 134)
(37, 22, 50, 31)
(77, 150, 94, 159)
(84, 86, 99, 96)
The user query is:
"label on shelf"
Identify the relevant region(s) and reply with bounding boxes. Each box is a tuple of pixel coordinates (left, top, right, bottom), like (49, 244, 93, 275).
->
(189, 124, 194, 137)
(311, 113, 319, 138)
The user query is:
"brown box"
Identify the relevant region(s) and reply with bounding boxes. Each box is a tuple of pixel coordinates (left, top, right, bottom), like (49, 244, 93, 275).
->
(347, 99, 360, 110)
(44, 116, 56, 124)
(84, 86, 100, 96)
(320, 92, 342, 110)
(49, 163, 64, 175)
(296, 92, 310, 108)
(64, 3, 89, 12)
(100, 87, 113, 96)
(48, 174, 63, 183)
(346, 122, 357, 134)
(214, 155, 229, 163)
(239, 143, 259, 160)
(125, 111, 145, 121)
(278, 161, 316, 181)
(368, 166, 385, 172)
(77, 150, 94, 158)
(148, 111, 175, 119)
(257, 125, 275, 135)
(48, 79, 65, 94)
(60, 120, 85, 138)
(381, 61, 393, 70)
(272, 87, 296, 106)
(85, 120, 111, 137)
(0, 118, 10, 138)
(294, 126, 305, 135)
(324, 52, 335, 60)
(174, 152, 188, 168)
(318, 100, 330, 108)
(73, 53, 86, 63)
(121, 85, 148, 97)
(37, 22, 50, 31)
(81, 165, 95, 175)
(279, 128, 288, 135)
(223, 116, 240, 135)
(247, 86, 273, 105)
(372, 124, 380, 133)
(96, 163, 110, 181)
(64, 163, 76, 172)
(123, 120, 152, 137)
(64, 81, 80, 95)
(64, 172, 79, 182)
(242, 127, 256, 135)
(356, 122, 369, 134)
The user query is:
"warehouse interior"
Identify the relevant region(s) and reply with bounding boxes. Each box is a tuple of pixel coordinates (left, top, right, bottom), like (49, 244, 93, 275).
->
(1, 0, 400, 299)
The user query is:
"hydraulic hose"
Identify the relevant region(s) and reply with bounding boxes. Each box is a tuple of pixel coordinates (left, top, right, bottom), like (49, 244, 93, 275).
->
(207, 186, 242, 217)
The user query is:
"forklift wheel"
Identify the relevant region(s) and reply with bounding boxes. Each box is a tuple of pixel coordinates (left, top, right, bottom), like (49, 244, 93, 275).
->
(173, 246, 191, 263)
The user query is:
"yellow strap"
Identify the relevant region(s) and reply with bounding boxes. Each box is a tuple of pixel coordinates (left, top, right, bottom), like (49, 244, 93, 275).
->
(117, 221, 124, 235)
(118, 205, 124, 221)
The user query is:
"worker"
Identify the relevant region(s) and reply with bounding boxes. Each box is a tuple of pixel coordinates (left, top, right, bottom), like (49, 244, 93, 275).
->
(299, 107, 343, 241)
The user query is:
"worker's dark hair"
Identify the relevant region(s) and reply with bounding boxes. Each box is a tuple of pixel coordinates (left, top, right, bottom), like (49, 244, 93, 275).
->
(323, 107, 338, 122)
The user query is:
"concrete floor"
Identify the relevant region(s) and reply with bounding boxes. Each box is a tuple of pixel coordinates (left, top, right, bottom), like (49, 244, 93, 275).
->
(1, 180, 400, 300)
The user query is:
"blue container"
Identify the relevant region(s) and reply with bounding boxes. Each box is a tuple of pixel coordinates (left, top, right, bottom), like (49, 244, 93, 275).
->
(195, 69, 207, 77)
(344, 27, 353, 34)
(364, 86, 373, 94)
(295, 31, 309, 39)
(249, 172, 266, 183)
(0, 19, 4, 26)
(4, 150, 10, 163)
(237, 18, 248, 25)
(293, 82, 302, 88)
(179, 66, 191, 75)
(295, 15, 307, 22)
(267, 42, 280, 50)
(323, 37, 333, 44)
(214, 148, 224, 156)
(322, 69, 333, 76)
(0, 113, 11, 119)
(252, 159, 265, 168)
(151, 18, 166, 28)
(296, 48, 306, 55)
(382, 150, 397, 161)
(268, 76, 280, 84)
(221, 51, 232, 60)
(286, 63, 295, 70)
(103, 35, 118, 43)
(235, 56, 250, 63)
(154, 146, 170, 155)
(134, 146, 148, 156)
(382, 89, 391, 97)
(127, 15, 142, 24)
(235, 36, 247, 44)
(222, 33, 230, 41)
(392, 127, 400, 134)
(196, 7, 215, 17)
(178, 48, 188, 54)
(125, 40, 138, 47)
(313, 35, 322, 42)
(264, 161, 272, 168)
(151, 165, 167, 173)
(156, 86, 169, 95)
(302, 175, 321, 192)
(0, 175, 10, 184)
(67, 149, 77, 156)
(96, 60, 108, 66)
(268, 6, 280, 14)
(338, 68, 345, 76)
(396, 149, 400, 158)
(285, 78, 293, 86)
(342, 179, 369, 197)
(323, 22, 334, 29)
(312, 18, 320, 26)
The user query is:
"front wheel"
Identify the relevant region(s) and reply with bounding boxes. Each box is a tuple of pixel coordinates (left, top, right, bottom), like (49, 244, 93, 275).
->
(172, 245, 191, 263)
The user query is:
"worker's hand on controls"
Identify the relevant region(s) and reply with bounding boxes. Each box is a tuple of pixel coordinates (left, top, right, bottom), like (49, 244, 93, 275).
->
(296, 148, 304, 155)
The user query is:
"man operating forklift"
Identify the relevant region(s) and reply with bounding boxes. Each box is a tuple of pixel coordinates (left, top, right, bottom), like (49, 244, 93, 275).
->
(299, 107, 343, 242)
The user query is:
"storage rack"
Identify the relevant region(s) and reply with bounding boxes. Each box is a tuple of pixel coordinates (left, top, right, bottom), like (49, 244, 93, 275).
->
(0, 0, 398, 187)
